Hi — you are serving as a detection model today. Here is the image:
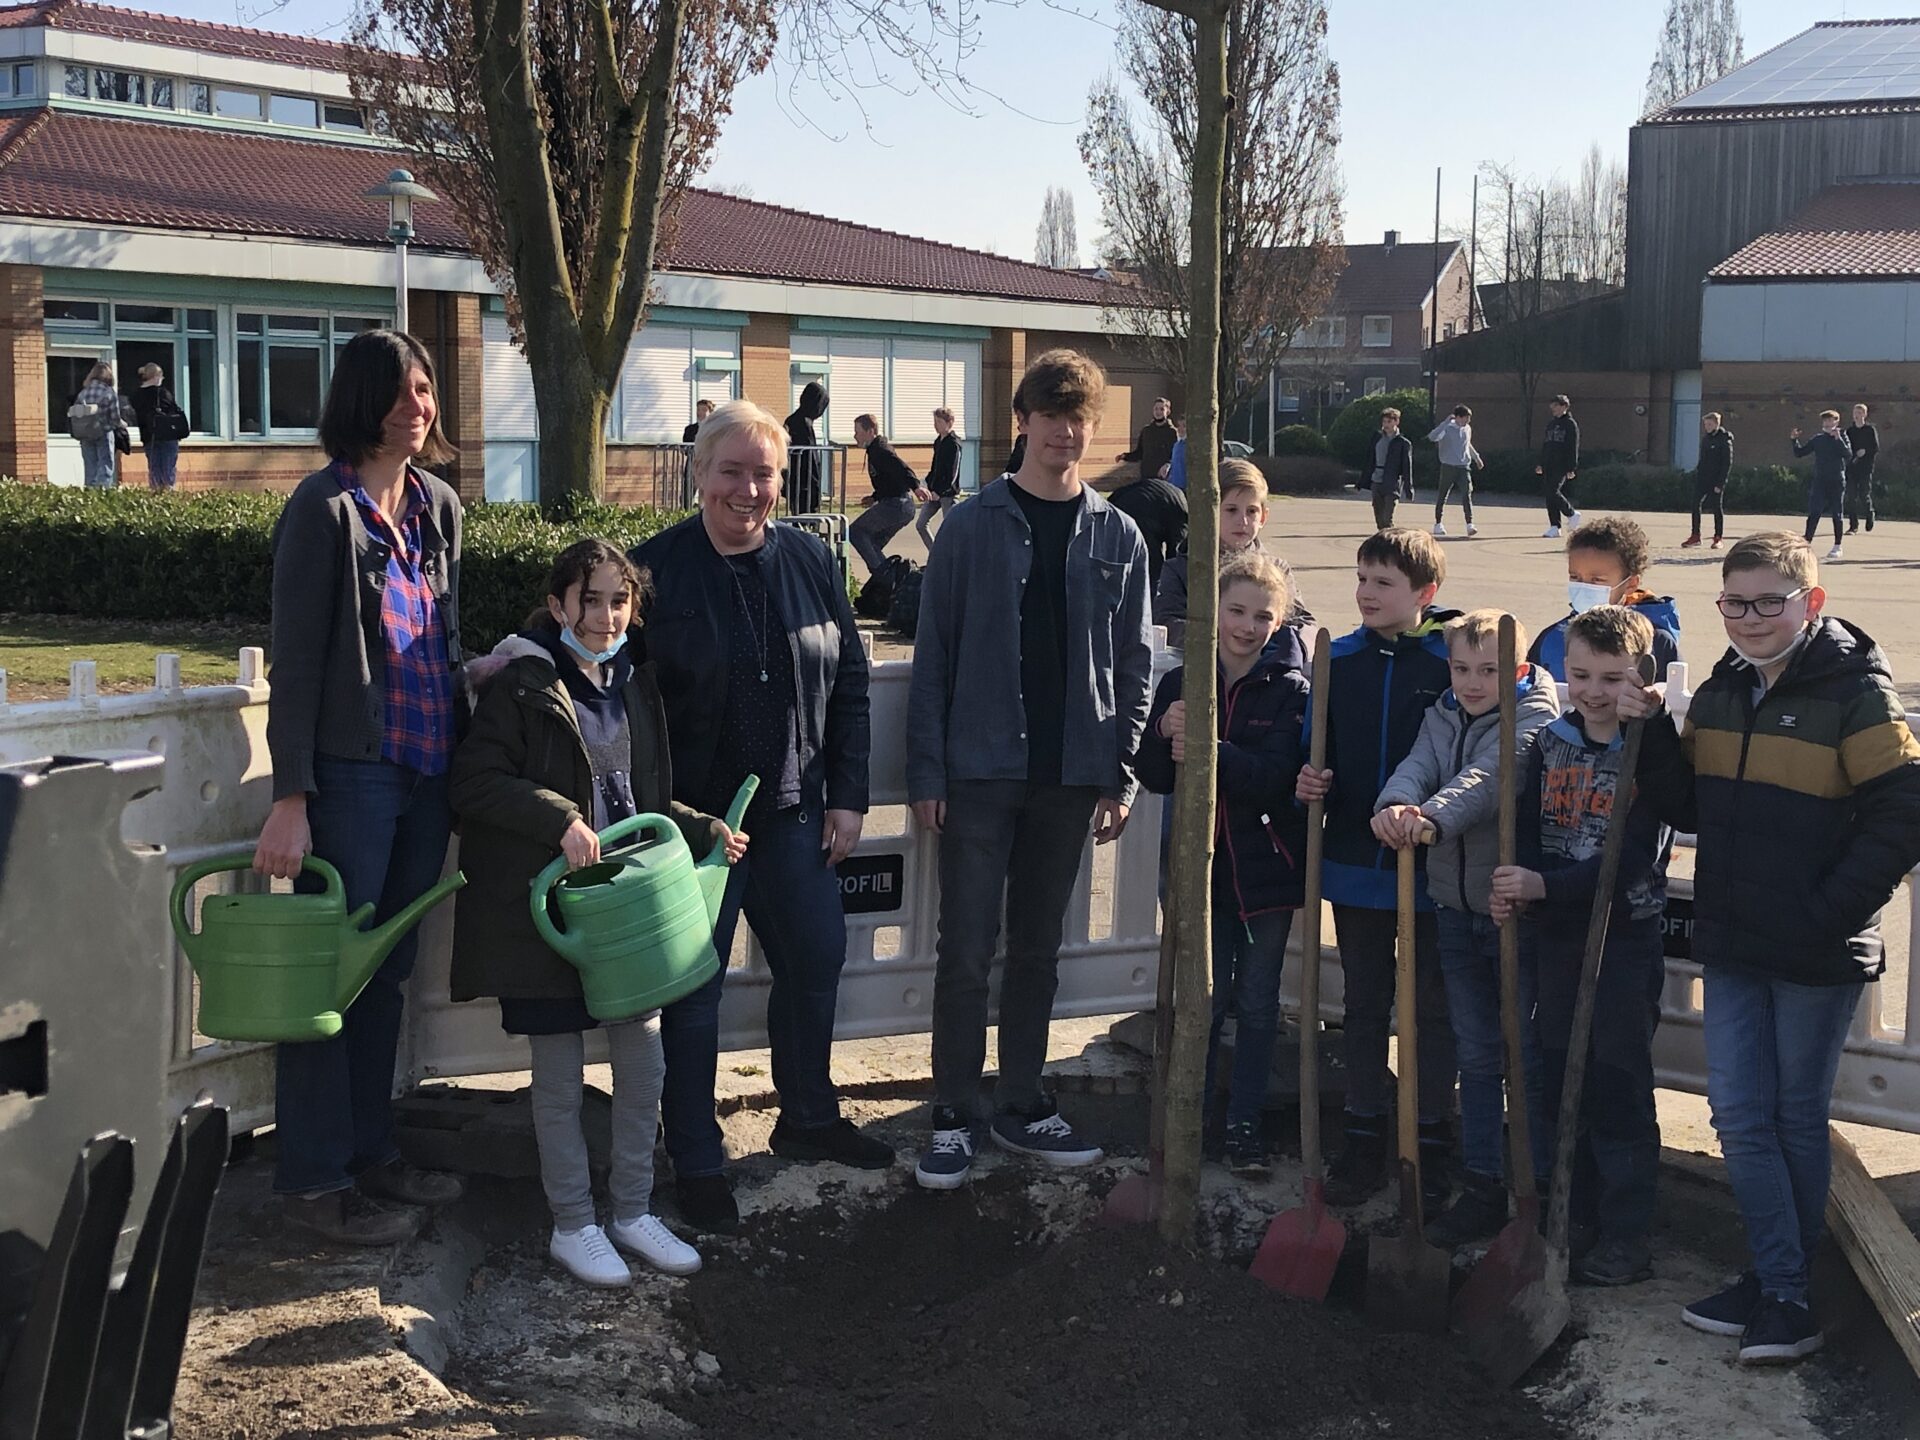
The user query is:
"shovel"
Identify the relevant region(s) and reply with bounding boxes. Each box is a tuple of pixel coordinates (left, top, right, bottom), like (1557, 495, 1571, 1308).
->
(1366, 840, 1452, 1334)
(1453, 614, 1566, 1385)
(1102, 878, 1176, 1226)
(1250, 628, 1345, 1299)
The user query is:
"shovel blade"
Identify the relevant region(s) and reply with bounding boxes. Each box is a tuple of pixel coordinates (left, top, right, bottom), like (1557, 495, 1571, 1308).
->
(1366, 1228, 1453, 1335)
(1250, 1182, 1346, 1301)
(1453, 1209, 1571, 1388)
(1099, 1170, 1162, 1228)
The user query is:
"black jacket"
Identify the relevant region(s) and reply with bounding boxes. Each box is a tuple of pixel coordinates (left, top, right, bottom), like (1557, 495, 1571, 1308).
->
(1696, 427, 1733, 489)
(1368, 432, 1413, 496)
(864, 435, 919, 500)
(1106, 476, 1189, 587)
(927, 431, 962, 498)
(130, 384, 185, 447)
(1306, 609, 1459, 911)
(1136, 632, 1311, 918)
(682, 421, 701, 444)
(1120, 416, 1178, 482)
(1847, 422, 1879, 476)
(785, 382, 829, 509)
(1639, 618, 1920, 986)
(631, 516, 870, 815)
(1538, 414, 1579, 476)
(1792, 430, 1849, 490)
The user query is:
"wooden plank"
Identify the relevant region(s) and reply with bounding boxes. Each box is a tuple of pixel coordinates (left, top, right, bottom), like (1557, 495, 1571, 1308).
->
(1826, 1126, 1920, 1381)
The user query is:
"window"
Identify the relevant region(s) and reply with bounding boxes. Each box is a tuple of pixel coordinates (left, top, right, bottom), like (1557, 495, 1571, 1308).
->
(9, 62, 31, 96)
(1364, 376, 1388, 396)
(0, 66, 15, 99)
(237, 311, 331, 435)
(44, 299, 103, 326)
(187, 82, 211, 114)
(114, 304, 176, 328)
(150, 77, 173, 109)
(44, 296, 227, 436)
(1442, 320, 1457, 340)
(1290, 315, 1346, 349)
(1361, 315, 1393, 348)
(63, 65, 87, 99)
(1276, 378, 1301, 413)
(323, 103, 367, 132)
(93, 69, 145, 105)
(269, 93, 317, 127)
(215, 88, 262, 119)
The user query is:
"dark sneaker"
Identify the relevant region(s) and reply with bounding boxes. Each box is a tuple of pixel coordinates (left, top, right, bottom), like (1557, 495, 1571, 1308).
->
(1572, 1235, 1653, 1287)
(1225, 1121, 1270, 1177)
(1739, 1298, 1823, 1365)
(356, 1158, 465, 1208)
(1426, 1172, 1509, 1247)
(769, 1117, 896, 1170)
(1866, 517, 1876, 533)
(676, 1172, 740, 1234)
(1323, 1123, 1388, 1207)
(284, 1189, 419, 1247)
(914, 1107, 975, 1191)
(1682, 1271, 1762, 1337)
(1847, 521, 1860, 535)
(989, 1099, 1103, 1166)
(1681, 533, 1702, 548)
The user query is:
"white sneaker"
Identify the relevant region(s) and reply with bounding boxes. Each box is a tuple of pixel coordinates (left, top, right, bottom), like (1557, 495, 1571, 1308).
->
(549, 1224, 633, 1287)
(1432, 523, 1448, 537)
(1826, 545, 1844, 561)
(1543, 525, 1561, 539)
(609, 1212, 702, 1276)
(1566, 510, 1581, 527)
(1466, 523, 1479, 537)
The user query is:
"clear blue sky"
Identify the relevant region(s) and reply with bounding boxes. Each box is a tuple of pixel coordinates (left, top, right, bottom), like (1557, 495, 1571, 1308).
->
(174, 0, 1915, 260)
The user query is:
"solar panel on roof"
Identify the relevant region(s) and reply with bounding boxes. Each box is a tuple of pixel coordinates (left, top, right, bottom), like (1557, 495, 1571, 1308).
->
(1671, 20, 1920, 110)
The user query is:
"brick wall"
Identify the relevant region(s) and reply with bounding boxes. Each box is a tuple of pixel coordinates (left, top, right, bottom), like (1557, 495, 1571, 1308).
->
(741, 312, 791, 416)
(416, 289, 486, 504)
(1435, 369, 1663, 458)
(1702, 362, 1914, 457)
(0, 263, 46, 484)
(166, 443, 330, 492)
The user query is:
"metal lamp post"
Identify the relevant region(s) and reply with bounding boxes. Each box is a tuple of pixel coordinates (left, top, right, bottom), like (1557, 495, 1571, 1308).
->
(363, 167, 437, 334)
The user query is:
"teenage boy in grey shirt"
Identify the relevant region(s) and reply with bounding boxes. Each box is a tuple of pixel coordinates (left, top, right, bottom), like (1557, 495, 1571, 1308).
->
(907, 348, 1153, 1189)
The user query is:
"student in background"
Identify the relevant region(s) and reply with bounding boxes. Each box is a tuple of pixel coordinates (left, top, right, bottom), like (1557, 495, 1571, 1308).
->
(1116, 395, 1178, 483)
(1367, 407, 1414, 531)
(1790, 412, 1849, 562)
(1845, 403, 1878, 536)
(1529, 516, 1681, 683)
(1536, 395, 1581, 538)
(1427, 405, 1483, 537)
(1683, 413, 1734, 550)
(849, 413, 929, 577)
(916, 406, 963, 548)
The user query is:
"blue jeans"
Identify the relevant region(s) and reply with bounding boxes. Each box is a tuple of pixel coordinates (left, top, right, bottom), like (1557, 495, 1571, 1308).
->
(145, 436, 180, 489)
(79, 432, 117, 488)
(273, 756, 452, 1195)
(850, 495, 917, 575)
(1207, 908, 1295, 1129)
(659, 799, 847, 1176)
(1436, 907, 1543, 1181)
(1705, 967, 1863, 1305)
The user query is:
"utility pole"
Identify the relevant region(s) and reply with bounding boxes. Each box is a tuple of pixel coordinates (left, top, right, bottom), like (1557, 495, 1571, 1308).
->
(1468, 173, 1480, 333)
(1428, 167, 1441, 420)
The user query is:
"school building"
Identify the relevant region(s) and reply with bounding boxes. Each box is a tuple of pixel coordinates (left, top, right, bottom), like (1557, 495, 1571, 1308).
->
(0, 0, 1174, 502)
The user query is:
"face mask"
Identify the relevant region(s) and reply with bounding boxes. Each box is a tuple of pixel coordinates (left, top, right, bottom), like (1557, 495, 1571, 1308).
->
(560, 625, 627, 665)
(1730, 624, 1811, 672)
(1568, 581, 1615, 615)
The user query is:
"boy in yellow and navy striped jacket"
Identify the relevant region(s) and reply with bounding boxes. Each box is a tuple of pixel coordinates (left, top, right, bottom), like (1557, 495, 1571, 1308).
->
(1627, 532, 1920, 1366)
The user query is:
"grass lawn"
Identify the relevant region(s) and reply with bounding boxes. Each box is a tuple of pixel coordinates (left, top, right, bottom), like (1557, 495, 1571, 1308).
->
(0, 613, 266, 701)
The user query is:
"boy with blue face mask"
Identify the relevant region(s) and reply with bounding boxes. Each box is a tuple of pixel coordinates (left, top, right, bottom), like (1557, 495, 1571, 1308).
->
(1529, 516, 1681, 683)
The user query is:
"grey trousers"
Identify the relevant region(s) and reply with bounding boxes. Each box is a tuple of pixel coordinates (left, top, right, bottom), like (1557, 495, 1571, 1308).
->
(528, 1016, 664, 1231)
(851, 495, 918, 575)
(915, 495, 955, 548)
(930, 780, 1099, 1115)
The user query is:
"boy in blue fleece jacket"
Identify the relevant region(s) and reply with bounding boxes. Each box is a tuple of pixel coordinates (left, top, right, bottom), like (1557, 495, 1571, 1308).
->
(1531, 516, 1681, 684)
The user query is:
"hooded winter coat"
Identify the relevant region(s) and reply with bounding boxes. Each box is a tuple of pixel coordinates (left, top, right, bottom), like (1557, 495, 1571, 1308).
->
(1530, 592, 1682, 684)
(1638, 616, 1920, 986)
(1373, 663, 1562, 914)
(785, 381, 830, 513)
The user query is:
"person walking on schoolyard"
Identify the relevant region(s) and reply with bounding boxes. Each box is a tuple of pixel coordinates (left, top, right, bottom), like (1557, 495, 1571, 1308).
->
(252, 330, 468, 1246)
(849, 413, 928, 577)
(129, 362, 189, 491)
(1537, 395, 1581, 538)
(1845, 403, 1878, 536)
(450, 540, 745, 1287)
(916, 406, 963, 548)
(69, 359, 133, 490)
(908, 348, 1152, 1190)
(1116, 395, 1178, 483)
(1367, 407, 1414, 531)
(1684, 413, 1734, 549)
(1622, 533, 1920, 1363)
(1427, 405, 1483, 536)
(1790, 412, 1849, 562)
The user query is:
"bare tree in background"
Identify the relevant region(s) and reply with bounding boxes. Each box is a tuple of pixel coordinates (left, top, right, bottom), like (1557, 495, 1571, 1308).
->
(1570, 144, 1627, 288)
(1034, 185, 1081, 267)
(1080, 0, 1343, 421)
(1643, 0, 1744, 115)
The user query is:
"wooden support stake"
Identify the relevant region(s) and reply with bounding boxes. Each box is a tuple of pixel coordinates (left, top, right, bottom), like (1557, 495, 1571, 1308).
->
(1826, 1126, 1920, 1381)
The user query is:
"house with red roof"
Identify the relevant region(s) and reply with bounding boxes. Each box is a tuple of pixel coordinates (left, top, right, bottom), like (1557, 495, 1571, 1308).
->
(0, 0, 1174, 498)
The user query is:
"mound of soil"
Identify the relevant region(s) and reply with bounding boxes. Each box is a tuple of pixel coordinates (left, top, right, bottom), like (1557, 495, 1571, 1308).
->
(672, 1176, 1566, 1440)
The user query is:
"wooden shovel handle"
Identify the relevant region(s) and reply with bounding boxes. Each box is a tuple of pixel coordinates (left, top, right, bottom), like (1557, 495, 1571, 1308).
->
(1299, 628, 1332, 1182)
(1497, 615, 1540, 1201)
(1396, 840, 1421, 1227)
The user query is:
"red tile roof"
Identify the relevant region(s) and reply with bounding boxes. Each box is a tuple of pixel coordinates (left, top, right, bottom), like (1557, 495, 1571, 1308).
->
(0, 107, 1124, 306)
(1709, 184, 1920, 281)
(0, 0, 360, 71)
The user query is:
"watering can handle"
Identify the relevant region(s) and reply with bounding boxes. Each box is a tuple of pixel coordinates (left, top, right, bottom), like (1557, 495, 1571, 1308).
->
(723, 776, 759, 836)
(169, 853, 343, 947)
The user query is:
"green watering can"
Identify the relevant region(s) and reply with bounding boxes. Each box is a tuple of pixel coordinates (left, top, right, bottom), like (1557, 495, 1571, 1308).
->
(171, 855, 466, 1042)
(531, 777, 759, 1021)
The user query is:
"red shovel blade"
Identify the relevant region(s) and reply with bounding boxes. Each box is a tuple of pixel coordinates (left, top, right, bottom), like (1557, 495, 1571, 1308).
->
(1451, 1196, 1570, 1388)
(1249, 1177, 1346, 1301)
(1100, 1168, 1163, 1228)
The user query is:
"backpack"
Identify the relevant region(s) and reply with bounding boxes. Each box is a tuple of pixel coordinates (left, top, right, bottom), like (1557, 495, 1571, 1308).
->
(886, 566, 924, 638)
(67, 401, 107, 442)
(855, 554, 916, 621)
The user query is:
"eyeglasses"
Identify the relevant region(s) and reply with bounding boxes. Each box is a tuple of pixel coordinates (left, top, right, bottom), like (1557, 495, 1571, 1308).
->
(1716, 589, 1807, 619)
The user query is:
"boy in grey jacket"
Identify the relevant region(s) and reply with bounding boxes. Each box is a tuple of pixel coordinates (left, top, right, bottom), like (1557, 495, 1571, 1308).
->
(1427, 405, 1484, 536)
(1371, 609, 1560, 1244)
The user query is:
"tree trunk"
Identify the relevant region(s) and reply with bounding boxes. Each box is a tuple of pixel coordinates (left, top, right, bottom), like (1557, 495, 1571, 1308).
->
(1159, 0, 1230, 1248)
(530, 347, 609, 508)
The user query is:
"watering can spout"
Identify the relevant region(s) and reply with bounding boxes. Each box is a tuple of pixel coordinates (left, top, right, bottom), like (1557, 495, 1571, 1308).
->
(336, 870, 468, 1010)
(696, 776, 759, 927)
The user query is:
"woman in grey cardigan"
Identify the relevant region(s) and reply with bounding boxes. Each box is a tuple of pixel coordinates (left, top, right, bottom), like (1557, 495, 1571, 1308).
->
(250, 330, 469, 1247)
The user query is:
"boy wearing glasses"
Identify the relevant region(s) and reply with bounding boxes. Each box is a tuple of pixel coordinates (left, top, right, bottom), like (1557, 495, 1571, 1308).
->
(1622, 533, 1920, 1364)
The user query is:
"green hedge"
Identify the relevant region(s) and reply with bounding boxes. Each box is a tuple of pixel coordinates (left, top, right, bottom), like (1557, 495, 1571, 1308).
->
(1270, 424, 1330, 458)
(1326, 388, 1434, 469)
(0, 483, 686, 653)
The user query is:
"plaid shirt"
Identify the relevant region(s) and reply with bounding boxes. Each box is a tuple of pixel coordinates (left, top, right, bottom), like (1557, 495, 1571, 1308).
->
(75, 379, 133, 428)
(335, 461, 454, 775)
